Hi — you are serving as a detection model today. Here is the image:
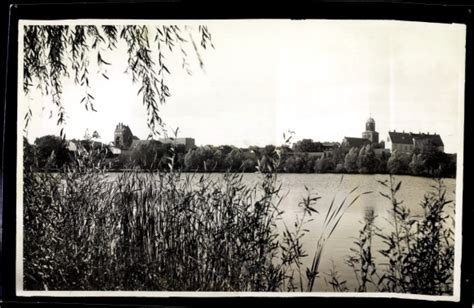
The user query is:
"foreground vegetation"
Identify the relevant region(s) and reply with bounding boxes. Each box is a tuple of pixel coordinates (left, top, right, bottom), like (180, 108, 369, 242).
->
(23, 140, 455, 294)
(342, 177, 454, 294)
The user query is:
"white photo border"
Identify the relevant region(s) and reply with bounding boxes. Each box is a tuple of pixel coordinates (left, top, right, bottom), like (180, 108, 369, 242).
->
(15, 19, 466, 301)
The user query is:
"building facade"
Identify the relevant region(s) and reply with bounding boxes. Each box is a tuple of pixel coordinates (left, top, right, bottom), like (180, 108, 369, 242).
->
(386, 131, 444, 153)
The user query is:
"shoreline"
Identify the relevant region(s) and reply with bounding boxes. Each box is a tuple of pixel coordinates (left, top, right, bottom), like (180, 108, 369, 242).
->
(32, 169, 456, 180)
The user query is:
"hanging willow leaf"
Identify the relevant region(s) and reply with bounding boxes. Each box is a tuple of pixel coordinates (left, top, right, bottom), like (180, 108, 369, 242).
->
(23, 24, 213, 136)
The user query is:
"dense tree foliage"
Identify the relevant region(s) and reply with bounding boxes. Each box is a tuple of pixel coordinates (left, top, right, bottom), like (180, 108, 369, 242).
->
(315, 155, 335, 173)
(344, 148, 359, 173)
(387, 150, 411, 175)
(24, 137, 457, 178)
(32, 135, 70, 169)
(292, 139, 323, 152)
(130, 140, 167, 170)
(357, 144, 377, 173)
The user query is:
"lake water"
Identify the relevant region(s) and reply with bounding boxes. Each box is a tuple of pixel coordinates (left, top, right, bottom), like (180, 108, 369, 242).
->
(107, 172, 457, 291)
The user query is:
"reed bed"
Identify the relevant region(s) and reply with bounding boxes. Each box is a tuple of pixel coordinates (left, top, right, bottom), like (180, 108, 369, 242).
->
(24, 162, 289, 291)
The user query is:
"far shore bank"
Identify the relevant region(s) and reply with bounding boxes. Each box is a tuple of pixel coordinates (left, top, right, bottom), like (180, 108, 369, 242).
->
(31, 169, 456, 180)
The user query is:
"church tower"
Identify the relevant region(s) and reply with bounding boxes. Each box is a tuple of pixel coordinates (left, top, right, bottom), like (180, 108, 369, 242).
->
(362, 117, 379, 144)
(114, 123, 134, 149)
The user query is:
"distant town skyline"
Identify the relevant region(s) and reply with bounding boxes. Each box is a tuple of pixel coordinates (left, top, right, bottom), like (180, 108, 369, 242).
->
(21, 20, 465, 154)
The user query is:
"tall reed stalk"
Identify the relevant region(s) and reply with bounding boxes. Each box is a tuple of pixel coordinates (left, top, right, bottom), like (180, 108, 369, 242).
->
(305, 176, 372, 292)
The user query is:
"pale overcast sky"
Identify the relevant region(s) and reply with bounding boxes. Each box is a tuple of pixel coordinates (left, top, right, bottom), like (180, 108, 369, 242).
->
(20, 20, 466, 153)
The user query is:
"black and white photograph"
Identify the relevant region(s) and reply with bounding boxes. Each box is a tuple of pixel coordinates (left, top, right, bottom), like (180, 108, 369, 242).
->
(16, 19, 465, 300)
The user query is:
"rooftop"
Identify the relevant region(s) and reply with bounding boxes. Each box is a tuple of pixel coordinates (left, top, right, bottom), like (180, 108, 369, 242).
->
(343, 137, 371, 148)
(388, 131, 444, 146)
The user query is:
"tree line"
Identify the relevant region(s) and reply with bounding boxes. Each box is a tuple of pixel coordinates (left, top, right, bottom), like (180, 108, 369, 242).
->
(24, 136, 456, 178)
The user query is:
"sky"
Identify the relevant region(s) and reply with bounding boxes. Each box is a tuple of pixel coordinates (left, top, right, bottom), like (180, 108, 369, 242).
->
(20, 20, 466, 153)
